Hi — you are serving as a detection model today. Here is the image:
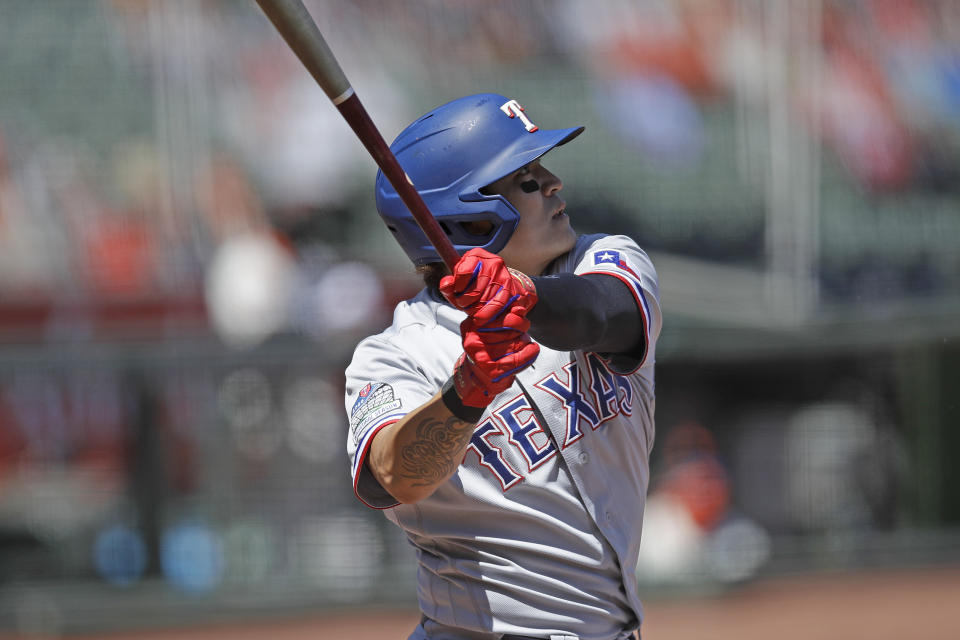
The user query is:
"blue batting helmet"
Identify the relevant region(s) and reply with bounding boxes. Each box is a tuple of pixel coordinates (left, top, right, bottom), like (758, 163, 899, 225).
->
(375, 93, 584, 266)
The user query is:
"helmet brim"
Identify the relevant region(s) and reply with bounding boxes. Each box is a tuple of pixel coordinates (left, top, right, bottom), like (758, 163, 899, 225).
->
(465, 125, 584, 195)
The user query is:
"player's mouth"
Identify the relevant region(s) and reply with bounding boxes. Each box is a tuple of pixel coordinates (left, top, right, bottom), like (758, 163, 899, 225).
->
(552, 204, 567, 220)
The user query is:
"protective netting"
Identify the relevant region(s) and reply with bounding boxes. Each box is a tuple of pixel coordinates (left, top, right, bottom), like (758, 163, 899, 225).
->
(1, 1, 959, 636)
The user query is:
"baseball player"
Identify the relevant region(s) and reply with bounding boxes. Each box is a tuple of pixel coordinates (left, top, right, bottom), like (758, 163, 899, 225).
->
(345, 94, 661, 640)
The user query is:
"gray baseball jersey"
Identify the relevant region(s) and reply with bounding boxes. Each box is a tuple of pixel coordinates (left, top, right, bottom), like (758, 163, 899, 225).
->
(345, 233, 661, 640)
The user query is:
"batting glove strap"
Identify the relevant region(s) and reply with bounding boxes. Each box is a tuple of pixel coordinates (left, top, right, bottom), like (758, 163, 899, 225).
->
(440, 375, 486, 423)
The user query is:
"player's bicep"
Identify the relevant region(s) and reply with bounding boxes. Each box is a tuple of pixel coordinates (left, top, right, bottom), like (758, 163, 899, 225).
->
(573, 237, 662, 371)
(526, 272, 642, 357)
(357, 444, 400, 509)
(585, 272, 646, 358)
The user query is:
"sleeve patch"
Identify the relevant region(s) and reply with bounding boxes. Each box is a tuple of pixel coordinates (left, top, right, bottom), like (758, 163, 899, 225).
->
(350, 382, 402, 444)
(592, 249, 642, 280)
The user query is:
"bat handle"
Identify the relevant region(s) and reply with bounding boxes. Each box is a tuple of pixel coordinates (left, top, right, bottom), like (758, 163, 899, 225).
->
(337, 95, 461, 271)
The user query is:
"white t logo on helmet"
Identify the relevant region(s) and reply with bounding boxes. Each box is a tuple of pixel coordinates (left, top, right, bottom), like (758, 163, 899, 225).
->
(500, 99, 539, 132)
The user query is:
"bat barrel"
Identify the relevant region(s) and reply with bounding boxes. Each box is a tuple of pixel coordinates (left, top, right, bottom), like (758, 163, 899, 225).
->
(255, 0, 351, 102)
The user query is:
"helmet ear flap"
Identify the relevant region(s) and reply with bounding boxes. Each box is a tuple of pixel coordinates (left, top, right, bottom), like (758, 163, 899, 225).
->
(459, 219, 495, 238)
(438, 205, 520, 254)
(434, 218, 489, 244)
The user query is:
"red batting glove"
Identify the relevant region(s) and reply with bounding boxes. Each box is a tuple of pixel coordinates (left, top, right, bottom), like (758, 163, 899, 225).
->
(439, 248, 538, 326)
(460, 308, 531, 357)
(452, 331, 540, 408)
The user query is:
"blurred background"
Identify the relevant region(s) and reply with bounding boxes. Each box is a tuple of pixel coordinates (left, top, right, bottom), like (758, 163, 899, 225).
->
(0, 0, 958, 638)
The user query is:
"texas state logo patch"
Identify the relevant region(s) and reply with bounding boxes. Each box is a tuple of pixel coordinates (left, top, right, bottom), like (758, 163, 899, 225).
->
(592, 249, 641, 280)
(350, 382, 401, 444)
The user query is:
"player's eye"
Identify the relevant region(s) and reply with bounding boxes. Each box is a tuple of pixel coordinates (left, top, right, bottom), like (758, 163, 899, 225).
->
(515, 164, 540, 193)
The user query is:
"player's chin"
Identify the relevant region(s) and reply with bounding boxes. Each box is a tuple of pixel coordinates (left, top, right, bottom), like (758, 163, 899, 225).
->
(552, 224, 577, 256)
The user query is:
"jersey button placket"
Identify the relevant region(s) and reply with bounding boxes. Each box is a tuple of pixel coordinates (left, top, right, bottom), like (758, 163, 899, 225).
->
(578, 452, 589, 464)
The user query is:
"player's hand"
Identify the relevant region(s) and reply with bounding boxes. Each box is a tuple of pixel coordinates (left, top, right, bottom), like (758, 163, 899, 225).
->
(460, 303, 532, 352)
(439, 248, 537, 326)
(452, 329, 540, 408)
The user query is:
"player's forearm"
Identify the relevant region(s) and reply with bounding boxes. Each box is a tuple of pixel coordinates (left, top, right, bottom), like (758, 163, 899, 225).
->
(528, 273, 642, 353)
(367, 390, 477, 504)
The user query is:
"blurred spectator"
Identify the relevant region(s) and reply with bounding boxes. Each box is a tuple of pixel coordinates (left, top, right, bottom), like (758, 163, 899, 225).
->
(204, 231, 297, 349)
(0, 130, 63, 296)
(194, 153, 270, 245)
(657, 422, 731, 531)
(0, 129, 30, 293)
(815, 6, 914, 192)
(81, 213, 157, 297)
(637, 420, 772, 585)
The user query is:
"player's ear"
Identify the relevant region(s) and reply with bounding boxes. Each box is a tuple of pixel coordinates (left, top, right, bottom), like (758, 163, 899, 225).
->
(460, 220, 494, 237)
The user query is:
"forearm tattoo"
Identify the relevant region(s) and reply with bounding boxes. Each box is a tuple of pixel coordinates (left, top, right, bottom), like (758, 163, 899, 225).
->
(399, 415, 475, 487)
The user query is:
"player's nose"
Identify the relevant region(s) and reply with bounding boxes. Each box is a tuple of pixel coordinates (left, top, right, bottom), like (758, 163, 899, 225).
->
(537, 166, 563, 196)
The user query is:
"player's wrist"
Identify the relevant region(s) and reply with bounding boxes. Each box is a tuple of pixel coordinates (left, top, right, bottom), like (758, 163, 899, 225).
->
(441, 375, 486, 423)
(507, 267, 536, 297)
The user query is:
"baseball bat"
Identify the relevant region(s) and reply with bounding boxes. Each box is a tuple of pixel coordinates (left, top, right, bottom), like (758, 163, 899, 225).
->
(253, 0, 461, 271)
